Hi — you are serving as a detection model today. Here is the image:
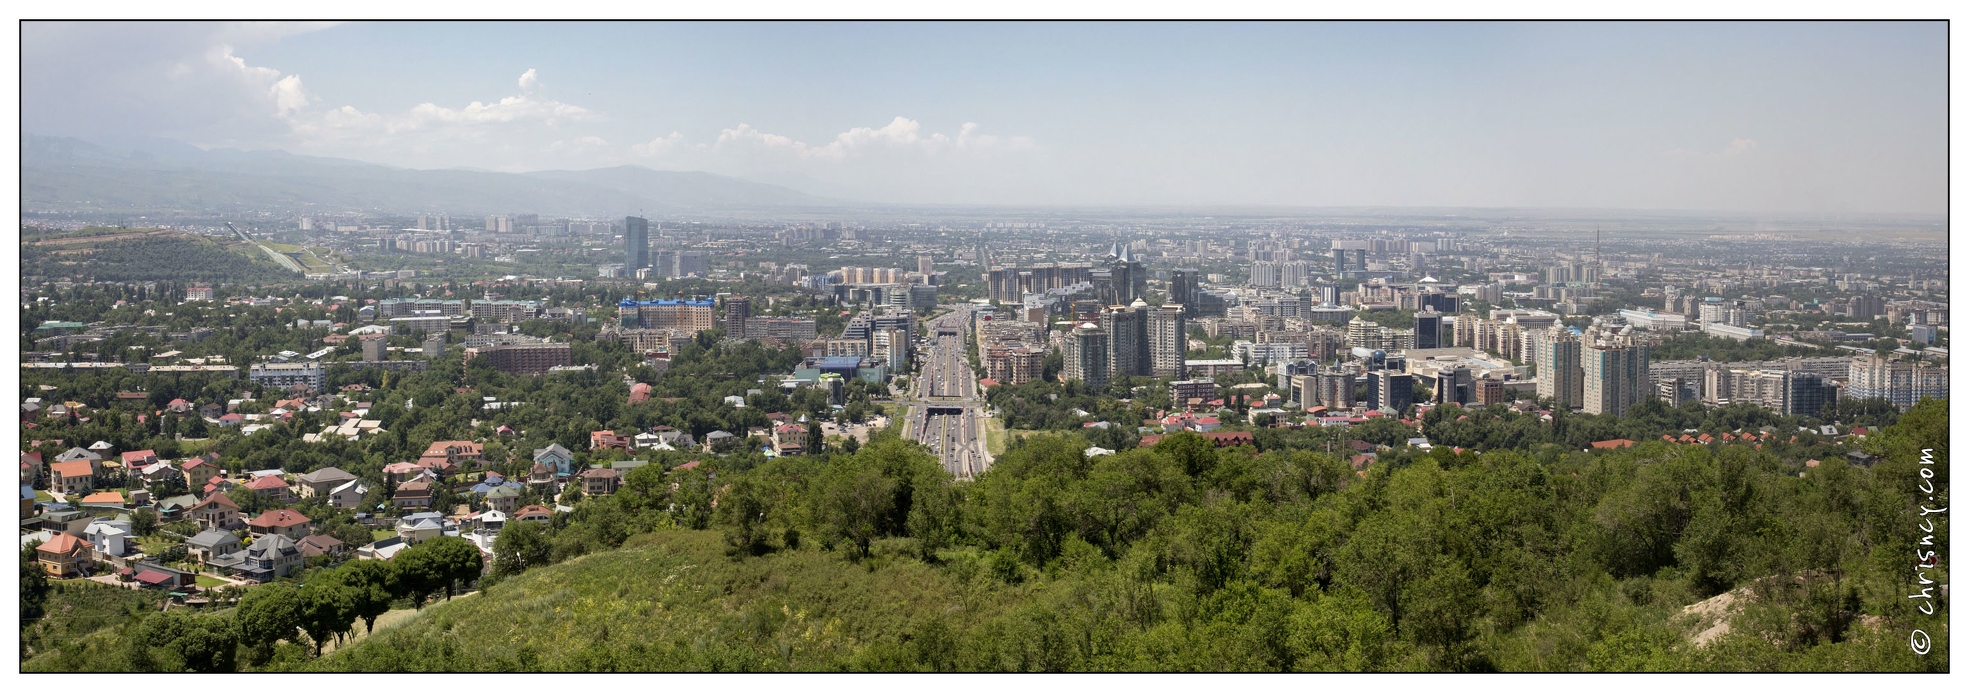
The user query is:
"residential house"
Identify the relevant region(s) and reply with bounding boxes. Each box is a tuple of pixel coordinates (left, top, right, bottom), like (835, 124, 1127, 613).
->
(21, 452, 42, 484)
(248, 509, 313, 539)
(533, 444, 574, 475)
(54, 446, 103, 473)
(527, 462, 559, 491)
(421, 441, 484, 468)
(357, 536, 410, 561)
(188, 492, 245, 531)
(485, 484, 522, 513)
(514, 504, 552, 524)
(297, 534, 346, 559)
(396, 512, 448, 545)
(155, 494, 199, 522)
(167, 398, 194, 415)
(130, 563, 192, 590)
(20, 484, 35, 521)
(295, 467, 357, 498)
(35, 532, 94, 577)
(326, 478, 369, 510)
(84, 516, 134, 562)
(79, 491, 127, 512)
(383, 461, 426, 485)
(772, 424, 807, 455)
(120, 450, 159, 469)
(578, 467, 621, 496)
(180, 456, 220, 491)
(590, 430, 633, 453)
(138, 461, 185, 493)
(186, 528, 243, 564)
(244, 474, 293, 502)
(50, 460, 94, 495)
(392, 478, 434, 509)
(219, 533, 303, 581)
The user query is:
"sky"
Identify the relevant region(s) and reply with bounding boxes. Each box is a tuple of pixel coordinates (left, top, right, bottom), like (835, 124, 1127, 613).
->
(19, 21, 1947, 214)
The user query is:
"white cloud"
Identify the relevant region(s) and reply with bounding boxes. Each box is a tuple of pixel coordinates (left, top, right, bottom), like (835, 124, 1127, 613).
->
(272, 74, 308, 114)
(1725, 138, 1758, 157)
(632, 131, 687, 158)
(517, 68, 539, 91)
(712, 117, 1032, 161)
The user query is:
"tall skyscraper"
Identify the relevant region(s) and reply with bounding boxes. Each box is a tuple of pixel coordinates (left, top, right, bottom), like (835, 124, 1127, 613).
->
(1533, 325, 1583, 409)
(1414, 310, 1444, 350)
(1065, 322, 1111, 390)
(918, 255, 934, 275)
(1370, 370, 1414, 413)
(1169, 269, 1201, 317)
(1147, 303, 1188, 378)
(623, 216, 650, 271)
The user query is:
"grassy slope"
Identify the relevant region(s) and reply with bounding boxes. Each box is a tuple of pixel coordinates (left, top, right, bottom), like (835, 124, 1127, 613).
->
(310, 530, 1020, 672)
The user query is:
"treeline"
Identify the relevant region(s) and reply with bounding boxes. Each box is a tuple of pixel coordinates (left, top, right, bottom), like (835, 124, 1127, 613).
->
(21, 536, 483, 672)
(311, 399, 1945, 671)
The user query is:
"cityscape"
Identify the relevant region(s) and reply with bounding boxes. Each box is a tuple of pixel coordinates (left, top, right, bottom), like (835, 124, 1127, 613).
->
(14, 19, 1951, 676)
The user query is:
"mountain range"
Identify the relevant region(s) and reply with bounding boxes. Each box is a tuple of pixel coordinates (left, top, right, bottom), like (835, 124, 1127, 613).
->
(20, 134, 838, 216)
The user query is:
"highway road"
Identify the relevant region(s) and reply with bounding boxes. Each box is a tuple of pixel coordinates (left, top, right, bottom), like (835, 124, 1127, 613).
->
(902, 305, 991, 479)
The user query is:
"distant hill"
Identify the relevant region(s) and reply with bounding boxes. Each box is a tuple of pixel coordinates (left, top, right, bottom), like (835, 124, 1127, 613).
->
(21, 134, 836, 216)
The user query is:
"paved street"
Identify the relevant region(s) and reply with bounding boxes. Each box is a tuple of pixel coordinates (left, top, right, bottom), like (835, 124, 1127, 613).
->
(901, 306, 991, 479)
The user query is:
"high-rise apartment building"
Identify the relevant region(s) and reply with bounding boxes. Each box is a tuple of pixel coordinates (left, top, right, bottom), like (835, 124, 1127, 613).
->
(1533, 325, 1583, 409)
(724, 296, 752, 337)
(1147, 304, 1188, 378)
(1581, 330, 1650, 417)
(1065, 322, 1111, 390)
(1101, 301, 1151, 378)
(1847, 355, 1948, 409)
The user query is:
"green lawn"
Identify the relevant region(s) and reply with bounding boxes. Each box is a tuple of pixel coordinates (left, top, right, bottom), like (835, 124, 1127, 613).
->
(372, 529, 396, 541)
(36, 490, 54, 502)
(194, 575, 228, 588)
(983, 416, 1008, 456)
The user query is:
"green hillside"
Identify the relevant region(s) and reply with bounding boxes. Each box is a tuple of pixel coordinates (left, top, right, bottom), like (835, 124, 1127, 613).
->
(21, 228, 297, 283)
(304, 401, 1947, 673)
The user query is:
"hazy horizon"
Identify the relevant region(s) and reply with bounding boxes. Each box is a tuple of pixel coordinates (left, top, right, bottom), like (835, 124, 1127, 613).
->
(23, 21, 1946, 215)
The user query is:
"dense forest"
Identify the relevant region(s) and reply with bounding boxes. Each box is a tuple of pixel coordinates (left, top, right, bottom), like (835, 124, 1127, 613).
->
(23, 399, 1945, 672)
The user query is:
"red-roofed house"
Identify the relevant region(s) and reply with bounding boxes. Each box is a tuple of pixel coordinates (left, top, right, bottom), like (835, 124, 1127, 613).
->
(514, 504, 552, 524)
(179, 456, 219, 490)
(590, 430, 633, 452)
(772, 424, 806, 456)
(422, 441, 483, 467)
(189, 492, 244, 531)
(35, 532, 93, 577)
(50, 460, 94, 495)
(80, 490, 126, 509)
(383, 461, 426, 485)
(120, 450, 159, 468)
(245, 474, 293, 502)
(248, 509, 313, 539)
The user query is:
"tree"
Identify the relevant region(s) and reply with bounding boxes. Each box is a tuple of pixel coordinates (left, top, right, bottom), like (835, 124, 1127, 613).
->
(492, 520, 552, 576)
(234, 582, 304, 666)
(815, 455, 896, 559)
(298, 579, 357, 656)
(131, 610, 238, 672)
(337, 558, 398, 634)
